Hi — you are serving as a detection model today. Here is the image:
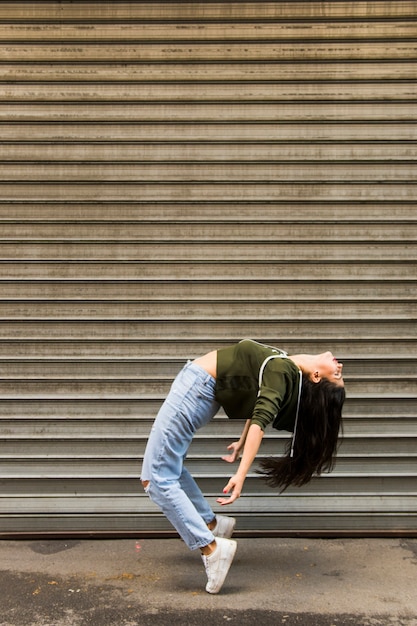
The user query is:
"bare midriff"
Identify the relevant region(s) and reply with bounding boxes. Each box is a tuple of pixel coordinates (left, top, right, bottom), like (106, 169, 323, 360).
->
(193, 350, 217, 379)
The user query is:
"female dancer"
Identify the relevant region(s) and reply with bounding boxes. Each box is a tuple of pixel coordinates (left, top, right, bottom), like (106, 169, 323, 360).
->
(141, 339, 345, 594)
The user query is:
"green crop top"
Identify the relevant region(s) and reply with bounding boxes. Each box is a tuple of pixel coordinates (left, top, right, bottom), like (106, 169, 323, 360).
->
(215, 339, 302, 433)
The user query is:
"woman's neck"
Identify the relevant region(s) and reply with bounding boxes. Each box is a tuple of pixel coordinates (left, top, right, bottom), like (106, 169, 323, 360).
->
(288, 354, 313, 376)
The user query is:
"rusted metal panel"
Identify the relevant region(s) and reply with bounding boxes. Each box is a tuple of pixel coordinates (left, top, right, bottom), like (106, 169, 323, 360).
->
(0, 2, 416, 20)
(1, 220, 416, 239)
(1, 61, 417, 81)
(1, 122, 416, 142)
(2, 142, 417, 161)
(1, 279, 414, 300)
(3, 102, 417, 121)
(2, 20, 417, 42)
(3, 161, 417, 181)
(2, 82, 416, 101)
(1, 341, 416, 360)
(0, 1, 415, 536)
(3, 41, 417, 62)
(0, 202, 414, 221)
(0, 242, 415, 262)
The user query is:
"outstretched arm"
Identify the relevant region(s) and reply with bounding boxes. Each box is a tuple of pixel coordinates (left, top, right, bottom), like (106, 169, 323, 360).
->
(217, 423, 264, 506)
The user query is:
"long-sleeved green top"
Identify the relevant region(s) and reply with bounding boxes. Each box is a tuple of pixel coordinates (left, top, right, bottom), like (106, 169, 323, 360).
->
(215, 339, 301, 432)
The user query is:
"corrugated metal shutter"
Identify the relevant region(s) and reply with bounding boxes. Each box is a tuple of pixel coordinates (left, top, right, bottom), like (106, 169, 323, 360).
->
(0, 1, 416, 536)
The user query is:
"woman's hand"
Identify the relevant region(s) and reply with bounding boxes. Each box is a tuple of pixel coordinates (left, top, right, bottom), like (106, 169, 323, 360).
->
(216, 473, 244, 506)
(221, 420, 251, 463)
(221, 441, 241, 463)
(217, 424, 264, 507)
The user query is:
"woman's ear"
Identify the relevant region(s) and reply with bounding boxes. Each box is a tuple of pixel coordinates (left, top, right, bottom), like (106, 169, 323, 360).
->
(311, 371, 321, 383)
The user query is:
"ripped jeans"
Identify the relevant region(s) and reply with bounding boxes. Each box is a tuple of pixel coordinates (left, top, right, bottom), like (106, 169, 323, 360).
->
(141, 361, 221, 550)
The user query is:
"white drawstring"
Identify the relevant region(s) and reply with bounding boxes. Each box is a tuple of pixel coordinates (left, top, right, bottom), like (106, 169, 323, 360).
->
(257, 354, 287, 394)
(255, 345, 303, 457)
(290, 370, 303, 458)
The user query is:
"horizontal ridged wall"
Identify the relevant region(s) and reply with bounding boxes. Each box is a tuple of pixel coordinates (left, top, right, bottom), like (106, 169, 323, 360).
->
(0, 1, 416, 536)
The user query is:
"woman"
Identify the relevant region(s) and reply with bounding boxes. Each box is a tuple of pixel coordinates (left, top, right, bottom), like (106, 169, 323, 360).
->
(141, 339, 345, 594)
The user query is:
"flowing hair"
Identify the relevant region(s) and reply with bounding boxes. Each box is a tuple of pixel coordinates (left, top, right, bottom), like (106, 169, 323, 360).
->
(257, 376, 345, 492)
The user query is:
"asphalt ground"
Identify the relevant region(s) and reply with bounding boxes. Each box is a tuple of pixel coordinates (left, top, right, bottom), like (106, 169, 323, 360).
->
(1, 537, 416, 626)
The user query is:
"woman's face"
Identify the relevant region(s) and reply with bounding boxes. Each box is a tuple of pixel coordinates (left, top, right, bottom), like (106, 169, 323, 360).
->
(314, 351, 344, 386)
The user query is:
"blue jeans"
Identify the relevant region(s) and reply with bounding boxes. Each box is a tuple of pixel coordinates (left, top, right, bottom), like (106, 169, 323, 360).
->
(141, 361, 221, 550)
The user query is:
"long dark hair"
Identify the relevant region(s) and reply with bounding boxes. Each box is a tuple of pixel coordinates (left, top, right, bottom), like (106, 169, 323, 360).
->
(257, 375, 345, 492)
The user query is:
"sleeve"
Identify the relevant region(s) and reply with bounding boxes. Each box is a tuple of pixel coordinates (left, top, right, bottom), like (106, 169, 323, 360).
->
(249, 367, 287, 431)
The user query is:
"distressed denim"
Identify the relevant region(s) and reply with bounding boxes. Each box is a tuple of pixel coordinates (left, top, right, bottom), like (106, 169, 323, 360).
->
(141, 361, 220, 550)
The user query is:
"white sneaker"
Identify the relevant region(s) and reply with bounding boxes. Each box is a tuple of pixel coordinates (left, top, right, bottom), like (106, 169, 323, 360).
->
(202, 537, 237, 594)
(212, 514, 236, 539)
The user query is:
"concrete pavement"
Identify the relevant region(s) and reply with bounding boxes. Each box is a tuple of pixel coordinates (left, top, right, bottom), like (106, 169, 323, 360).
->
(1, 536, 416, 625)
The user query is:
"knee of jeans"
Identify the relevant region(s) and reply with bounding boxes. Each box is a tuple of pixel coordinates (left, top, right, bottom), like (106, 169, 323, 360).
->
(142, 477, 166, 498)
(144, 476, 175, 502)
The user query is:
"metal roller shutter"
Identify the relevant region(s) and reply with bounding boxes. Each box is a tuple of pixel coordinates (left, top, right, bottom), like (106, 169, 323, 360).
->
(0, 1, 416, 537)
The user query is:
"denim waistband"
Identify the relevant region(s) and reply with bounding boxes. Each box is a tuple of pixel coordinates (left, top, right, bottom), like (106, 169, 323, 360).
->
(183, 359, 216, 388)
